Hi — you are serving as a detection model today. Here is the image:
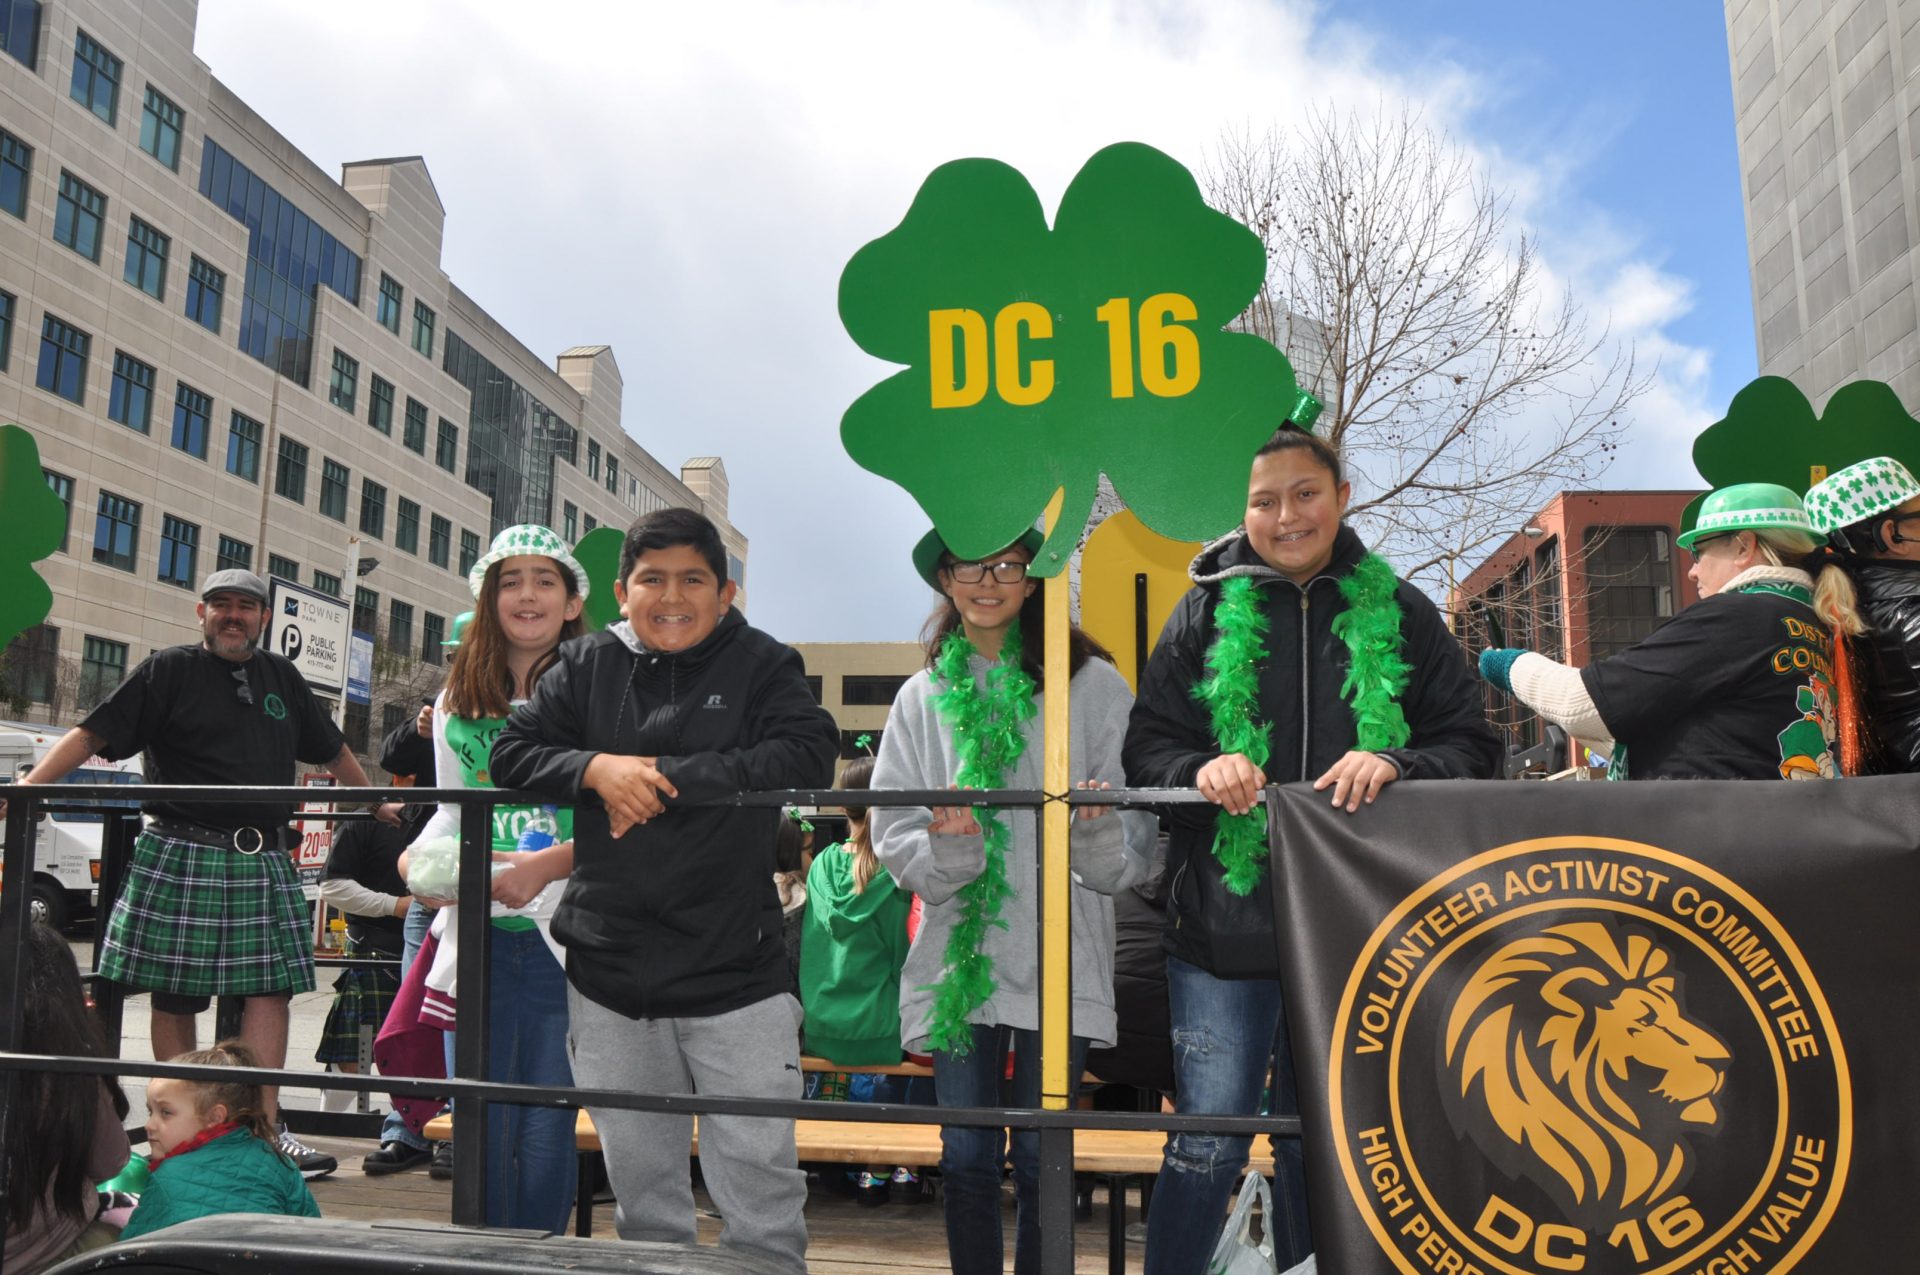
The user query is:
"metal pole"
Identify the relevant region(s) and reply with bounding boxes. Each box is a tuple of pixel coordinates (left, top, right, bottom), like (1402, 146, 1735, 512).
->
(450, 798, 494, 1226)
(1038, 569, 1074, 1271)
(1133, 571, 1149, 689)
(0, 791, 41, 1271)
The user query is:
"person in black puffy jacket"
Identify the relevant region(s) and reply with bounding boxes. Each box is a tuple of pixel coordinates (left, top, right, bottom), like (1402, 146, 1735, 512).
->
(1806, 455, 1920, 774)
(1124, 427, 1500, 1274)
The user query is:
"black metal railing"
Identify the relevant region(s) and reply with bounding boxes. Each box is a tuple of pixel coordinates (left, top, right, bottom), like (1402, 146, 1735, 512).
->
(0, 781, 1297, 1273)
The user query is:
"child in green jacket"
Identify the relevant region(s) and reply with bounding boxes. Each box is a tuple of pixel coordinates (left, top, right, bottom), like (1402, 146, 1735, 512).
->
(120, 1042, 319, 1239)
(798, 757, 908, 1065)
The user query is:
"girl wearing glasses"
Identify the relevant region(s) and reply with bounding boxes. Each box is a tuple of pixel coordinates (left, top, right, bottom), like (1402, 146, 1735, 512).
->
(870, 528, 1154, 1275)
(1805, 457, 1920, 774)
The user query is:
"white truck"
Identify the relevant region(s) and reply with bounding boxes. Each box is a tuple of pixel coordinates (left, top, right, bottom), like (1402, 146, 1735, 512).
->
(0, 726, 144, 929)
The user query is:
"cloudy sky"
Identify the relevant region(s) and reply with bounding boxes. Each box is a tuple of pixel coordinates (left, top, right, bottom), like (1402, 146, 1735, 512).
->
(194, 0, 1749, 642)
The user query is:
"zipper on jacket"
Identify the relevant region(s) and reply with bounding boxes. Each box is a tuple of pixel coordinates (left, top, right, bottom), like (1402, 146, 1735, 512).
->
(1299, 590, 1311, 781)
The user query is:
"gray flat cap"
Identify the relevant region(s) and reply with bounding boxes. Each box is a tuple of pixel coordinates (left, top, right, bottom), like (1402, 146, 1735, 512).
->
(200, 568, 270, 603)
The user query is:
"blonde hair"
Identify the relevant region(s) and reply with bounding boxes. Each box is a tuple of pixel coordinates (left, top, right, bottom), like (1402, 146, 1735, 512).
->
(837, 756, 878, 893)
(1813, 562, 1867, 637)
(1753, 528, 1817, 565)
(169, 1040, 278, 1147)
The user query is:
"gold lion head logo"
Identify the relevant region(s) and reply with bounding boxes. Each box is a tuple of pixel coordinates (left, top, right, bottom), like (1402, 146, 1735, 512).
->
(1443, 921, 1730, 1221)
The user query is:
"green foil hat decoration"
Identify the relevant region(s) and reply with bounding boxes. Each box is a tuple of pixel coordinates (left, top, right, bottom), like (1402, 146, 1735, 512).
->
(571, 525, 627, 633)
(839, 142, 1302, 577)
(0, 425, 67, 654)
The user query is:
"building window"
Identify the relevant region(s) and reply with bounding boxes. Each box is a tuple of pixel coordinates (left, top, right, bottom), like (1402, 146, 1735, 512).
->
(92, 490, 140, 571)
(583, 512, 597, 534)
(427, 515, 451, 568)
(606, 455, 619, 495)
(359, 478, 386, 538)
(69, 30, 121, 125)
(108, 352, 155, 433)
(215, 535, 252, 573)
(377, 274, 402, 334)
(411, 300, 435, 357)
(0, 1, 39, 70)
(319, 459, 350, 521)
(1, 623, 59, 705)
(157, 514, 198, 588)
(402, 397, 428, 453)
(267, 553, 299, 582)
(421, 612, 444, 664)
(43, 469, 73, 552)
(587, 438, 600, 480)
(343, 700, 370, 754)
(802, 675, 822, 703)
(138, 85, 183, 170)
(312, 570, 341, 599)
(367, 374, 393, 434)
(1583, 527, 1677, 662)
(328, 348, 358, 413)
(78, 636, 127, 711)
(123, 217, 169, 299)
(562, 501, 577, 542)
(458, 529, 480, 577)
(727, 553, 746, 591)
(53, 171, 105, 261)
(226, 411, 262, 482)
(842, 675, 910, 706)
(353, 586, 378, 633)
(0, 129, 30, 219)
(170, 382, 211, 459)
(275, 436, 309, 503)
(184, 256, 224, 332)
(380, 702, 408, 740)
(0, 289, 9, 371)
(388, 600, 414, 653)
(35, 314, 89, 403)
(394, 497, 420, 554)
(435, 417, 458, 472)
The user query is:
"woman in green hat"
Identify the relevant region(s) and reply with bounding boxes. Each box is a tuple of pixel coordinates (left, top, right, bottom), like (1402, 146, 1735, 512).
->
(1479, 482, 1838, 780)
(1805, 456, 1920, 773)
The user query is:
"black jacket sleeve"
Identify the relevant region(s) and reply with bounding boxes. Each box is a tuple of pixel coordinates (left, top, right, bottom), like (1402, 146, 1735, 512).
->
(659, 643, 839, 804)
(378, 702, 436, 781)
(1870, 591, 1920, 772)
(1123, 589, 1219, 829)
(491, 650, 597, 803)
(1374, 587, 1503, 780)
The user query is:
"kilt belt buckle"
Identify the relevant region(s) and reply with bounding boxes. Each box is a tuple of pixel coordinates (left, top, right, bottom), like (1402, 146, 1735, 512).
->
(232, 826, 265, 855)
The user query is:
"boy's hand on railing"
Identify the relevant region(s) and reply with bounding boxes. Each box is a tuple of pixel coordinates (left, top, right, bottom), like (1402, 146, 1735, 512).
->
(1313, 750, 1399, 813)
(586, 754, 678, 838)
(1072, 779, 1113, 820)
(1195, 754, 1267, 816)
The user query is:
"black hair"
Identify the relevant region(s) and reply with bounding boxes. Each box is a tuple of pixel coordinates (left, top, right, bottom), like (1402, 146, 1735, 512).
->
(1255, 426, 1344, 487)
(6, 924, 128, 1232)
(918, 544, 1113, 691)
(836, 755, 876, 825)
(620, 507, 728, 583)
(773, 813, 807, 874)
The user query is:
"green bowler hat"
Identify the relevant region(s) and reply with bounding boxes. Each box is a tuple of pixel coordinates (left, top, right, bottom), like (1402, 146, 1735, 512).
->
(912, 526, 1046, 590)
(1804, 456, 1920, 535)
(1675, 482, 1814, 551)
(443, 611, 473, 649)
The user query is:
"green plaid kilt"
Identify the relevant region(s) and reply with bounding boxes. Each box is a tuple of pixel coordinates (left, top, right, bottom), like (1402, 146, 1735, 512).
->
(98, 829, 316, 998)
(315, 942, 400, 1065)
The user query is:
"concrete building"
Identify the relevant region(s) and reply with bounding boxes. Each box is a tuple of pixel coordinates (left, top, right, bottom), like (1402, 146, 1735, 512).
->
(1451, 491, 1703, 757)
(790, 641, 924, 770)
(0, 1, 746, 754)
(1728, 0, 1920, 401)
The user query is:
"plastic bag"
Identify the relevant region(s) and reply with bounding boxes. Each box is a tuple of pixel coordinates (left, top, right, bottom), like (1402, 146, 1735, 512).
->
(1208, 1170, 1275, 1275)
(404, 833, 555, 917)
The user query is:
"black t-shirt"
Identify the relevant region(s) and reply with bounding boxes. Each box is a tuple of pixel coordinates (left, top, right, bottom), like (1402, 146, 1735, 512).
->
(322, 817, 409, 955)
(80, 644, 346, 830)
(1581, 586, 1838, 781)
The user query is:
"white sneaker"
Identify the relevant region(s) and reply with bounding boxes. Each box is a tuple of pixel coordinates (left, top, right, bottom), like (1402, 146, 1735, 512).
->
(277, 1125, 338, 1179)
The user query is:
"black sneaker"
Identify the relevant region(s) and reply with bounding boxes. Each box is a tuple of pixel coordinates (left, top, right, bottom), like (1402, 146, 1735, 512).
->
(428, 1141, 454, 1181)
(362, 1140, 434, 1176)
(276, 1126, 338, 1180)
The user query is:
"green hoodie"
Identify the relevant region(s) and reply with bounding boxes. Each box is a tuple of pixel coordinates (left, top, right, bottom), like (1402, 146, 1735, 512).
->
(798, 840, 910, 1065)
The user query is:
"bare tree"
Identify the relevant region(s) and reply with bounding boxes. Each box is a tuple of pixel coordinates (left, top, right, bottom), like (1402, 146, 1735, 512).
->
(1205, 107, 1646, 589)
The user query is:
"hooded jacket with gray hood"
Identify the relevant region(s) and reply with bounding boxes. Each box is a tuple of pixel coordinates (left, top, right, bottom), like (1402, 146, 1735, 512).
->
(1123, 524, 1500, 978)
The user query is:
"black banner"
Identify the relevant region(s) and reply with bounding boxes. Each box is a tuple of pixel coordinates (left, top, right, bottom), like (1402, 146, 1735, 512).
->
(1270, 776, 1920, 1275)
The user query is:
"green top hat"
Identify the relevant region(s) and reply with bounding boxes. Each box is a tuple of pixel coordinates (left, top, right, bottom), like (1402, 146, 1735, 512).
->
(912, 526, 1046, 589)
(1803, 456, 1920, 535)
(443, 611, 473, 649)
(1675, 482, 1814, 551)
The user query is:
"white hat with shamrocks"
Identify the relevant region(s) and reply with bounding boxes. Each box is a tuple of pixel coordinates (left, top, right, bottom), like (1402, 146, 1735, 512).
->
(467, 524, 590, 601)
(1804, 456, 1920, 535)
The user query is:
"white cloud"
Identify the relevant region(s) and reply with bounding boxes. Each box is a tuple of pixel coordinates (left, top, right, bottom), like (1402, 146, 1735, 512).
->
(194, 0, 1725, 639)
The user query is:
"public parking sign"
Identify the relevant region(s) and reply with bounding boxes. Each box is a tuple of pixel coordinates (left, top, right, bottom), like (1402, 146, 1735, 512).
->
(267, 578, 350, 697)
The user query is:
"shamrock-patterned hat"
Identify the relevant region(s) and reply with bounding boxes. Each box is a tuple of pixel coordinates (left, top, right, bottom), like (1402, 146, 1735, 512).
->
(1675, 482, 1814, 550)
(1803, 456, 1920, 535)
(467, 524, 590, 601)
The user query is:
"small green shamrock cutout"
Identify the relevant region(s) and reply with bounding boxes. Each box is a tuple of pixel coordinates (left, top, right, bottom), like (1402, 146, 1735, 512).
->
(0, 425, 66, 654)
(854, 732, 874, 754)
(571, 525, 627, 633)
(839, 142, 1301, 576)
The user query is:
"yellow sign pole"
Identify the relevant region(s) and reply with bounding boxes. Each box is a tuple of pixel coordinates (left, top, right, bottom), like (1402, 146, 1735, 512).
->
(1041, 568, 1072, 1112)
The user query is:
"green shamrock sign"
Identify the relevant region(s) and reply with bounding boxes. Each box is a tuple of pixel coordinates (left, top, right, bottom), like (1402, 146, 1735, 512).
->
(0, 424, 67, 653)
(839, 142, 1301, 575)
(571, 525, 626, 633)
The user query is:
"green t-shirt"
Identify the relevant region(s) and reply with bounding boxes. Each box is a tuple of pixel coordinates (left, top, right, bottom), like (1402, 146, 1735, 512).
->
(443, 710, 573, 931)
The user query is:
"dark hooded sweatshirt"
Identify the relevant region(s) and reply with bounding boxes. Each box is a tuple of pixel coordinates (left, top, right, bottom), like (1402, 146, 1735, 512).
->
(1123, 525, 1501, 979)
(490, 611, 839, 1019)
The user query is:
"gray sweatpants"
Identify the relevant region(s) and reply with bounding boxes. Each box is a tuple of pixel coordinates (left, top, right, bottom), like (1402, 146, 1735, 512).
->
(567, 987, 808, 1272)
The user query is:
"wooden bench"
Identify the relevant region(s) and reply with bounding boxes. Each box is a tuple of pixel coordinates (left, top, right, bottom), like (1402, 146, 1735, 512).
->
(421, 1106, 1276, 1275)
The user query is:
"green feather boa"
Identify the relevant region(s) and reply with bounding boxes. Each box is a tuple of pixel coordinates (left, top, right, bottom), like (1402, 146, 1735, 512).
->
(924, 622, 1037, 1055)
(1194, 550, 1411, 895)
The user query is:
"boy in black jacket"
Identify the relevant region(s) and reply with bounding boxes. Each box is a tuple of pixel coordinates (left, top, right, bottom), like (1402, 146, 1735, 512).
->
(492, 509, 837, 1274)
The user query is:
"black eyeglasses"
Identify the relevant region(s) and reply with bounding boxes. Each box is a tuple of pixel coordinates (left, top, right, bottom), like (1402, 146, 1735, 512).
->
(946, 560, 1030, 585)
(232, 667, 253, 706)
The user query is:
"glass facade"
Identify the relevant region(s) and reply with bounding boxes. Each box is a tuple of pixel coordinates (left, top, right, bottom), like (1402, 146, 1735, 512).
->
(1583, 527, 1677, 662)
(197, 137, 363, 387)
(442, 329, 578, 535)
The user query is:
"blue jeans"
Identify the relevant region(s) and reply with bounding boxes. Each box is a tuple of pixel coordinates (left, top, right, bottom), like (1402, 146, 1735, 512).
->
(480, 928, 578, 1233)
(1144, 957, 1312, 1273)
(933, 1024, 1088, 1275)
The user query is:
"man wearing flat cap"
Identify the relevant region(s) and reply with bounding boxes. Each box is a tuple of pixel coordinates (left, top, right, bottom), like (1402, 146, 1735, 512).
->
(12, 567, 388, 1176)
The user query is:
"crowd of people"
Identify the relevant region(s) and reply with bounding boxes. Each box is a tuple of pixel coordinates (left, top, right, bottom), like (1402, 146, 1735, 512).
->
(6, 430, 1920, 1275)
